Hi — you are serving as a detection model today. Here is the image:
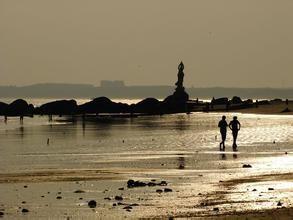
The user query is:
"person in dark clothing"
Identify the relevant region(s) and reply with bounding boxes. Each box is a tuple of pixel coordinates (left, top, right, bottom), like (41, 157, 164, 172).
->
(218, 115, 228, 150)
(229, 116, 241, 149)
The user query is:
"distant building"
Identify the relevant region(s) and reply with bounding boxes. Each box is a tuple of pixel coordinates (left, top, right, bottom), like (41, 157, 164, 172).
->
(100, 80, 125, 87)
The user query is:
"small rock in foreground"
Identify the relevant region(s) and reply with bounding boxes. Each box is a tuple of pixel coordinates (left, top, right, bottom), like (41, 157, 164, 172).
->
(88, 200, 97, 208)
(21, 208, 29, 213)
(242, 164, 252, 168)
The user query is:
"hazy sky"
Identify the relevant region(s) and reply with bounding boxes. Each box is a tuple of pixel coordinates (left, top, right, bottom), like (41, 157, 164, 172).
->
(1, 0, 293, 87)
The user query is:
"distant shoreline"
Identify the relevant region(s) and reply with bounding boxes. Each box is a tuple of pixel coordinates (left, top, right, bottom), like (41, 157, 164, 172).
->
(1, 83, 293, 99)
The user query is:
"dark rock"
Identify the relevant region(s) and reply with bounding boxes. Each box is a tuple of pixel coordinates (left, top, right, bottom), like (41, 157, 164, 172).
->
(213, 207, 219, 211)
(230, 96, 243, 104)
(268, 188, 274, 191)
(114, 196, 123, 201)
(56, 196, 62, 199)
(151, 179, 156, 182)
(127, 179, 147, 188)
(156, 189, 163, 193)
(164, 188, 173, 192)
(123, 206, 132, 210)
(242, 164, 252, 168)
(78, 97, 129, 114)
(37, 100, 77, 115)
(74, 190, 85, 193)
(147, 182, 157, 187)
(0, 102, 8, 116)
(158, 181, 168, 186)
(0, 211, 4, 216)
(252, 189, 257, 191)
(277, 201, 283, 206)
(104, 197, 111, 200)
(21, 208, 29, 213)
(130, 203, 139, 207)
(118, 187, 124, 191)
(113, 203, 117, 207)
(24, 185, 28, 188)
(79, 198, 83, 200)
(131, 98, 161, 114)
(211, 97, 229, 105)
(5, 99, 34, 116)
(22, 201, 26, 204)
(88, 200, 97, 208)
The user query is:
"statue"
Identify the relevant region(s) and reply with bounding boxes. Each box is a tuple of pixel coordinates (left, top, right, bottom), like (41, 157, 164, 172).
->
(175, 61, 185, 90)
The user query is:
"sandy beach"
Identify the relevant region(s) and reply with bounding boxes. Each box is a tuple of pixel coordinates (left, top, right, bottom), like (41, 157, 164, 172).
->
(1, 111, 293, 219)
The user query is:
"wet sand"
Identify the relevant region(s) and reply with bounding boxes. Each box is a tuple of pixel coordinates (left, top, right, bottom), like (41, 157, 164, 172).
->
(1, 113, 293, 219)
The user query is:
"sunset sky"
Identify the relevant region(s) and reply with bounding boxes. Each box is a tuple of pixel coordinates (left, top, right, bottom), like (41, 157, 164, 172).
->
(1, 0, 293, 87)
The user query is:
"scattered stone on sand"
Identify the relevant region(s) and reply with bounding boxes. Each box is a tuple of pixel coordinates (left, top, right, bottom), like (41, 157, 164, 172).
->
(88, 200, 97, 208)
(21, 208, 29, 213)
(56, 196, 62, 199)
(151, 179, 156, 182)
(164, 188, 173, 192)
(0, 211, 4, 216)
(127, 180, 147, 188)
(219, 180, 223, 183)
(115, 196, 123, 201)
(118, 187, 124, 191)
(147, 182, 157, 187)
(198, 193, 202, 195)
(57, 192, 62, 194)
(21, 201, 26, 204)
(252, 189, 257, 191)
(113, 203, 117, 207)
(285, 152, 288, 154)
(159, 181, 168, 186)
(130, 203, 139, 207)
(268, 188, 274, 191)
(123, 206, 132, 210)
(104, 197, 111, 200)
(74, 190, 85, 193)
(23, 185, 28, 188)
(79, 198, 83, 200)
(242, 164, 252, 168)
(117, 202, 124, 206)
(156, 189, 163, 193)
(213, 207, 219, 211)
(277, 201, 283, 206)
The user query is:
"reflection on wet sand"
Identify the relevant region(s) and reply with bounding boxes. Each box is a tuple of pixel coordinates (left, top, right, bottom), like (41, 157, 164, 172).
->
(1, 113, 293, 218)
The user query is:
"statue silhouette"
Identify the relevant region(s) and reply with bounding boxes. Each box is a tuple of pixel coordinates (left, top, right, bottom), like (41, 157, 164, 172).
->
(175, 61, 184, 89)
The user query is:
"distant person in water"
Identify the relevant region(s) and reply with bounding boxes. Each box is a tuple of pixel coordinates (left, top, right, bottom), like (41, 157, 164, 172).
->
(229, 116, 241, 149)
(218, 115, 228, 150)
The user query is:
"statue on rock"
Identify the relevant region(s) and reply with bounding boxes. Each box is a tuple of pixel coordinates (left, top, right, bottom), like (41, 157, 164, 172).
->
(175, 61, 185, 90)
(162, 61, 189, 113)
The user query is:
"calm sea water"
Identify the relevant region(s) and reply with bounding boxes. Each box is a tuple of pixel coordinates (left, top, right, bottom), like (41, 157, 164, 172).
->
(1, 98, 293, 174)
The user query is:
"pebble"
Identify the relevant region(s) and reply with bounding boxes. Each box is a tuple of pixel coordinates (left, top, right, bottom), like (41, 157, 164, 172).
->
(277, 201, 283, 206)
(0, 212, 4, 216)
(268, 188, 274, 191)
(242, 164, 252, 168)
(21, 208, 29, 213)
(88, 200, 97, 208)
(56, 196, 62, 199)
(213, 207, 219, 211)
(74, 190, 85, 193)
(156, 189, 163, 193)
(114, 196, 123, 201)
(164, 188, 173, 192)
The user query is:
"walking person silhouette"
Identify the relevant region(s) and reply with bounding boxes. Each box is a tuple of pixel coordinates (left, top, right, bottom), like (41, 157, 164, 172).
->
(218, 115, 228, 150)
(229, 116, 241, 150)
